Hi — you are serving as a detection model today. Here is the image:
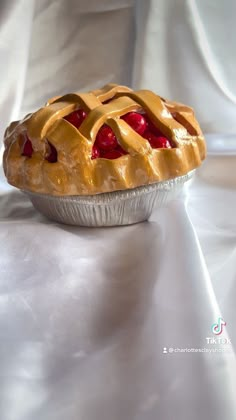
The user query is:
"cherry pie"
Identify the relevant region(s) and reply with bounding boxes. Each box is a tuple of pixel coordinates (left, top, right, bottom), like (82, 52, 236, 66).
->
(3, 84, 206, 195)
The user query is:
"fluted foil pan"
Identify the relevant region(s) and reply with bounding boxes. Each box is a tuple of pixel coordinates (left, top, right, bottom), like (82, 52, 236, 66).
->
(24, 171, 194, 227)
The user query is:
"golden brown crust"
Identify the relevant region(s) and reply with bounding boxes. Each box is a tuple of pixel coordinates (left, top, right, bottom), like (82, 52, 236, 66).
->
(3, 84, 206, 195)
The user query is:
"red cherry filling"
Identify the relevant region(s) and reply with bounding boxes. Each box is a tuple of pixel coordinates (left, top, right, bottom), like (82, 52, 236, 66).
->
(45, 142, 57, 163)
(115, 145, 128, 155)
(64, 109, 87, 128)
(96, 125, 118, 151)
(22, 136, 33, 157)
(91, 144, 100, 160)
(121, 112, 147, 135)
(100, 144, 127, 159)
(145, 116, 163, 136)
(101, 148, 126, 159)
(91, 109, 173, 160)
(121, 111, 173, 148)
(143, 131, 171, 149)
(92, 124, 128, 159)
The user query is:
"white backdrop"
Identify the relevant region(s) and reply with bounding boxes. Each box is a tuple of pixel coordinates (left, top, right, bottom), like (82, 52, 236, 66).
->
(0, 1, 236, 419)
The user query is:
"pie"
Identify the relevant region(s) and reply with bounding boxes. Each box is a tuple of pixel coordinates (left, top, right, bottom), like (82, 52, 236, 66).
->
(3, 84, 206, 195)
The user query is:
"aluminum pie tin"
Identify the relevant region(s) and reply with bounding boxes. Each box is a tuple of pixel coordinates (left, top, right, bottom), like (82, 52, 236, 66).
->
(24, 171, 194, 227)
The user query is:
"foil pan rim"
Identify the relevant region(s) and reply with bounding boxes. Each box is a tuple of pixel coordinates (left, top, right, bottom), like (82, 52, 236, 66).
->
(23, 170, 194, 205)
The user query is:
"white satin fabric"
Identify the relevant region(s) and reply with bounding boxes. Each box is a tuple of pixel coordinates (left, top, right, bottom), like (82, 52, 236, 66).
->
(0, 1, 236, 419)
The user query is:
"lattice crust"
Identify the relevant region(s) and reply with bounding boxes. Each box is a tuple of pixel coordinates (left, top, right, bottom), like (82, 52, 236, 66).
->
(3, 84, 206, 195)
